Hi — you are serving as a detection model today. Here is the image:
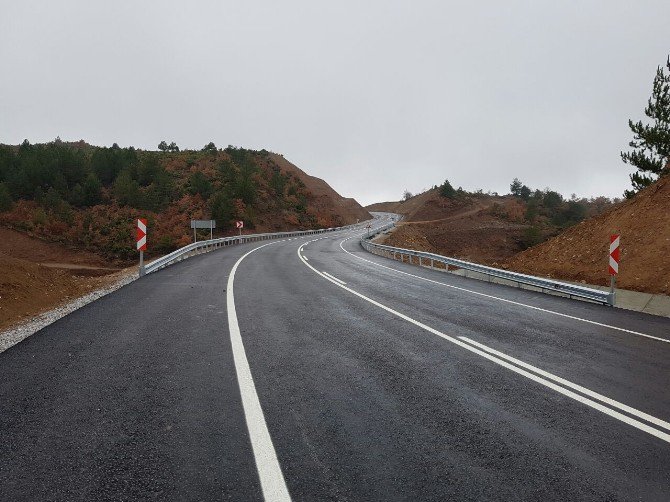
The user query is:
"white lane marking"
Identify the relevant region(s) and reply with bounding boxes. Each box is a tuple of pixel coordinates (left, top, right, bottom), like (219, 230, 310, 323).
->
(228, 243, 292, 501)
(322, 271, 346, 285)
(338, 236, 669, 344)
(459, 336, 670, 432)
(297, 242, 670, 443)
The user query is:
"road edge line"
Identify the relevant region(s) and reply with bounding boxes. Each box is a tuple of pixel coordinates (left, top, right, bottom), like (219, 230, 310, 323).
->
(227, 243, 292, 502)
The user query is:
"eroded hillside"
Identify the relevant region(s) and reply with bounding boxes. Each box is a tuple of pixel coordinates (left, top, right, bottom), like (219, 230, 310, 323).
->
(504, 176, 670, 294)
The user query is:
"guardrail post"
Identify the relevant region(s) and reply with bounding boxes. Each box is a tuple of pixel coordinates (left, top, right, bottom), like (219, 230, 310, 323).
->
(139, 250, 145, 277)
(607, 289, 616, 307)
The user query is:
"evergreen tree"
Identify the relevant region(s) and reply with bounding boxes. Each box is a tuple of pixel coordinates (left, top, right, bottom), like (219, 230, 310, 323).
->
(82, 172, 102, 206)
(210, 191, 233, 227)
(188, 171, 213, 198)
(0, 182, 12, 211)
(202, 142, 217, 154)
(439, 179, 456, 198)
(621, 56, 670, 197)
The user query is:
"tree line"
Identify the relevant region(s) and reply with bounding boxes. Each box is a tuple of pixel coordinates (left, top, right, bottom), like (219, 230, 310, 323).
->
(0, 139, 311, 237)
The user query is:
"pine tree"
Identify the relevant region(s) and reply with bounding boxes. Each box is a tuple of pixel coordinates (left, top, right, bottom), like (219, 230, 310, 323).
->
(621, 56, 670, 197)
(510, 178, 523, 196)
(439, 179, 456, 198)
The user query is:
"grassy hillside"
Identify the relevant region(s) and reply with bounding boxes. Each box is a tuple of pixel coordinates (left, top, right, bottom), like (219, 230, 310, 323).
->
(0, 140, 369, 262)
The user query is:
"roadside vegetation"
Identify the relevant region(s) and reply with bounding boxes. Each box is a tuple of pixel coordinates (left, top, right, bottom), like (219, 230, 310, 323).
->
(382, 177, 620, 262)
(621, 55, 670, 197)
(0, 140, 324, 261)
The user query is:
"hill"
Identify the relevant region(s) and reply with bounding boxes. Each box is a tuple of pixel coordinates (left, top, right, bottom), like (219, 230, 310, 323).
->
(367, 181, 619, 266)
(370, 189, 528, 263)
(504, 176, 670, 294)
(0, 140, 370, 262)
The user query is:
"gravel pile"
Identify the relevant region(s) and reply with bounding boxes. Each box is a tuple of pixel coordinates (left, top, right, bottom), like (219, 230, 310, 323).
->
(0, 271, 138, 354)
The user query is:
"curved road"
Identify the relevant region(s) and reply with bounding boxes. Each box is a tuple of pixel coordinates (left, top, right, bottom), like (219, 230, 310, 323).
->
(2, 215, 670, 501)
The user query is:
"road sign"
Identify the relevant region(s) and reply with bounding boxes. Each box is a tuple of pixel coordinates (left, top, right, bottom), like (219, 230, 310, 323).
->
(236, 221, 244, 229)
(191, 220, 215, 242)
(136, 219, 147, 251)
(609, 234, 620, 275)
(137, 218, 147, 277)
(190, 220, 216, 229)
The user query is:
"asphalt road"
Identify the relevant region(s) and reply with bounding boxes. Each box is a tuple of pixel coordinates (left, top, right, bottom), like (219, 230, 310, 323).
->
(2, 215, 669, 501)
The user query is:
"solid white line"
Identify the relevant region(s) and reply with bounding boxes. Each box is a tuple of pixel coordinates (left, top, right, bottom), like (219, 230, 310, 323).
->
(228, 243, 292, 501)
(338, 235, 669, 344)
(297, 242, 670, 443)
(322, 271, 346, 285)
(458, 336, 670, 432)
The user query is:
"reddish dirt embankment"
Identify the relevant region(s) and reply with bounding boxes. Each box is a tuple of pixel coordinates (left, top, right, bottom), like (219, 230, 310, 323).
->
(0, 228, 126, 330)
(368, 189, 529, 264)
(270, 154, 370, 225)
(504, 177, 670, 294)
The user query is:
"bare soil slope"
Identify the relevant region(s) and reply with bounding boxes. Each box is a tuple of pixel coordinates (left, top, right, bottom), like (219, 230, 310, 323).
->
(0, 230, 126, 330)
(367, 190, 438, 221)
(505, 176, 670, 294)
(269, 154, 370, 225)
(0, 228, 110, 268)
(369, 190, 530, 264)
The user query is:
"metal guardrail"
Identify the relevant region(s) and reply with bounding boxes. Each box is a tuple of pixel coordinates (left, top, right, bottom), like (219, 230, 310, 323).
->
(361, 220, 614, 306)
(143, 223, 362, 275)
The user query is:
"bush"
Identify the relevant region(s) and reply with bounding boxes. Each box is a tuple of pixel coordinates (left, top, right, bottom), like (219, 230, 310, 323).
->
(521, 226, 543, 249)
(32, 207, 48, 226)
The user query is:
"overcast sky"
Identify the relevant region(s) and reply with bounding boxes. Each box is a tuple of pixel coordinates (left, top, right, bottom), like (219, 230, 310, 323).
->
(1, 1, 668, 205)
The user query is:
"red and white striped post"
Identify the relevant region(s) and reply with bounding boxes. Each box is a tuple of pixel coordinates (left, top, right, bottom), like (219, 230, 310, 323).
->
(137, 218, 147, 276)
(608, 234, 620, 304)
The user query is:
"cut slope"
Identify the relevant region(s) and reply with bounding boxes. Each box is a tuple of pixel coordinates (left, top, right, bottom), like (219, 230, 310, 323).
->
(367, 189, 442, 221)
(368, 189, 530, 264)
(0, 228, 109, 267)
(0, 228, 126, 330)
(505, 176, 670, 294)
(269, 153, 370, 225)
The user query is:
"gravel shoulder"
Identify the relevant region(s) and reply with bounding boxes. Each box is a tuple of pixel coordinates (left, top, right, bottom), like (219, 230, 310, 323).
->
(0, 268, 137, 354)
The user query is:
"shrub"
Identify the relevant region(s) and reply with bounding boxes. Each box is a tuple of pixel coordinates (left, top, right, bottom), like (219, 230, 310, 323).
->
(521, 226, 543, 249)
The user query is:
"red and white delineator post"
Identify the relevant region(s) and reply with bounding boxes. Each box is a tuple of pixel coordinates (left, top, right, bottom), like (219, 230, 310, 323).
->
(137, 218, 147, 276)
(608, 234, 620, 305)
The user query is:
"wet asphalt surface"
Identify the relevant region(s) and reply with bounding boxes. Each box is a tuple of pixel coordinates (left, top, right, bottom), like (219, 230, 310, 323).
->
(1, 218, 669, 501)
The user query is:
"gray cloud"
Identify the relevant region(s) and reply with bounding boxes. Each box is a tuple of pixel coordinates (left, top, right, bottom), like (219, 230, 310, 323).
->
(1, 0, 668, 205)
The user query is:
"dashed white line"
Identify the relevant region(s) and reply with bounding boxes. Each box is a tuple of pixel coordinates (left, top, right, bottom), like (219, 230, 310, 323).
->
(338, 234, 669, 344)
(297, 241, 670, 444)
